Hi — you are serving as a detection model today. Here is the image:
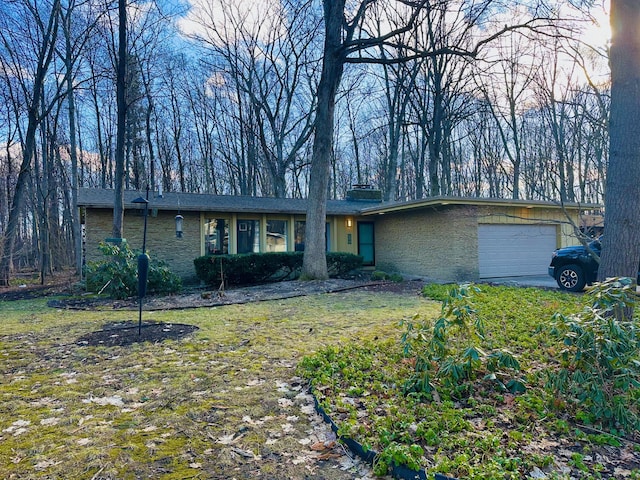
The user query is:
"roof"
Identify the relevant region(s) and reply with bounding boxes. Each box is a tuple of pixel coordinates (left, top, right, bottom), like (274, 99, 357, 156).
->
(359, 196, 600, 216)
(77, 188, 379, 216)
(78, 189, 600, 217)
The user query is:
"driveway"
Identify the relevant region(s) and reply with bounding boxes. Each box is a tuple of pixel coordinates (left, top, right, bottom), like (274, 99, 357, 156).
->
(479, 275, 558, 289)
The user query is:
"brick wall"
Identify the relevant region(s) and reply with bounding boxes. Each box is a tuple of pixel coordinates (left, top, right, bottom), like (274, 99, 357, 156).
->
(85, 203, 578, 284)
(373, 206, 479, 281)
(85, 208, 201, 282)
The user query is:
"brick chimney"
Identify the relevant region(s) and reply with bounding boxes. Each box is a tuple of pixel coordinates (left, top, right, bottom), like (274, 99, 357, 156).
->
(346, 184, 382, 202)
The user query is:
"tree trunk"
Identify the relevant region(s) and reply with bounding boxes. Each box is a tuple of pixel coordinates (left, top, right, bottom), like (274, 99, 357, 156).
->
(63, 8, 82, 274)
(38, 95, 51, 285)
(113, 0, 127, 238)
(598, 0, 640, 283)
(302, 0, 345, 280)
(0, 118, 39, 286)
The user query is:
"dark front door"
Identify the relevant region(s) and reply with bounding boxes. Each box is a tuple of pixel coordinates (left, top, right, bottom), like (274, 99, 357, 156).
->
(357, 222, 375, 266)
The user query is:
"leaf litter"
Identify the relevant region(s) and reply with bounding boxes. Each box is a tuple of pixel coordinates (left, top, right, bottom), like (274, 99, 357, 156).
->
(0, 281, 424, 479)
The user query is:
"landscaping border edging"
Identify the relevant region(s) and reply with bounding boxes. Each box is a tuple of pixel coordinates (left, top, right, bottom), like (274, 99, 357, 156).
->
(311, 392, 458, 480)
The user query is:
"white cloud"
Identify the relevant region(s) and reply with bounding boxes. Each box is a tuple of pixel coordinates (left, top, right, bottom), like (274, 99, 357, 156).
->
(178, 0, 286, 45)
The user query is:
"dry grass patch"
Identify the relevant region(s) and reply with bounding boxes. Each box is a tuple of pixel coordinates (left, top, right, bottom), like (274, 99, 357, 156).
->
(0, 289, 436, 479)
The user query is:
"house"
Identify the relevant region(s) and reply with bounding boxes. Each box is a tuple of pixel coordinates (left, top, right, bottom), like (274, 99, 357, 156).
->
(78, 187, 591, 283)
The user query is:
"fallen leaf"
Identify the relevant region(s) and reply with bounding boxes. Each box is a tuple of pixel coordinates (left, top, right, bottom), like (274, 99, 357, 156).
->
(316, 451, 342, 460)
(216, 433, 236, 445)
(231, 447, 259, 459)
(83, 395, 124, 407)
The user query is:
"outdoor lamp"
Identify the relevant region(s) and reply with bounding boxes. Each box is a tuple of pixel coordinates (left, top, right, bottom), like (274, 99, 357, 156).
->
(131, 196, 149, 252)
(132, 195, 150, 336)
(175, 214, 184, 238)
(346, 217, 353, 228)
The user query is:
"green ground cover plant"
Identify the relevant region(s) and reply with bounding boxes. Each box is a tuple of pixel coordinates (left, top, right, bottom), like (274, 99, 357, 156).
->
(299, 283, 640, 479)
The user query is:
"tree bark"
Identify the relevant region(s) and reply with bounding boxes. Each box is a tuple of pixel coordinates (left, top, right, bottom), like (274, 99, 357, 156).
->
(598, 0, 640, 282)
(301, 0, 345, 279)
(112, 0, 127, 238)
(63, 4, 82, 274)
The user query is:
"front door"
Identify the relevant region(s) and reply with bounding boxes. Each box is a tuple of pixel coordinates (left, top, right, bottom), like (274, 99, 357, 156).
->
(357, 222, 375, 266)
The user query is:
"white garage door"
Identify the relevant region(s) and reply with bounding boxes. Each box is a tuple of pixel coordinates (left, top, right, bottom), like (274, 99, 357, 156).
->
(478, 224, 557, 278)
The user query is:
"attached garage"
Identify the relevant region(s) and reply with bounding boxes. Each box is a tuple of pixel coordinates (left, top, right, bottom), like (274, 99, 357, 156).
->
(478, 224, 558, 278)
(364, 197, 588, 282)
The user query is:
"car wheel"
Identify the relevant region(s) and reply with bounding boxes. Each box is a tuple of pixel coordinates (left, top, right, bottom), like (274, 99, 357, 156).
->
(556, 264, 586, 292)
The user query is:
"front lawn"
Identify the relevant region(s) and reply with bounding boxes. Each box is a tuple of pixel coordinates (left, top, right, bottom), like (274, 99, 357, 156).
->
(0, 287, 432, 479)
(299, 283, 640, 479)
(2, 281, 639, 479)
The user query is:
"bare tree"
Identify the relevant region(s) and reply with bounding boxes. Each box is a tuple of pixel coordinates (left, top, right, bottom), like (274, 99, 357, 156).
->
(474, 33, 539, 199)
(112, 0, 126, 238)
(0, 0, 63, 286)
(187, 0, 320, 197)
(61, 0, 83, 273)
(302, 0, 559, 279)
(60, 0, 103, 273)
(377, 50, 418, 201)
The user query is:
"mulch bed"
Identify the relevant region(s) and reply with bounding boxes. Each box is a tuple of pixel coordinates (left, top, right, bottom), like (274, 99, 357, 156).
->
(46, 279, 426, 311)
(76, 320, 199, 347)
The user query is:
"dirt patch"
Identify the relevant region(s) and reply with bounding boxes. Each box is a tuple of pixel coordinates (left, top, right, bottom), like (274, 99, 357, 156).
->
(76, 320, 199, 347)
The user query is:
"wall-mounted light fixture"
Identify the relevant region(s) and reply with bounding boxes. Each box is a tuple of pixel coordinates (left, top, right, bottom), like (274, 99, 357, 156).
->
(346, 217, 353, 228)
(175, 214, 184, 238)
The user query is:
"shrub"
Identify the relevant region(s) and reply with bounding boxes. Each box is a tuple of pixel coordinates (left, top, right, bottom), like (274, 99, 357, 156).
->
(401, 283, 525, 398)
(326, 252, 364, 277)
(193, 252, 363, 287)
(547, 277, 640, 433)
(371, 270, 388, 281)
(371, 270, 404, 282)
(194, 252, 301, 286)
(388, 273, 403, 283)
(85, 241, 182, 299)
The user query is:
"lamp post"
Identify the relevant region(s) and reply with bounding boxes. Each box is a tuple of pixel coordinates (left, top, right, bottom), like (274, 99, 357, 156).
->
(131, 194, 149, 335)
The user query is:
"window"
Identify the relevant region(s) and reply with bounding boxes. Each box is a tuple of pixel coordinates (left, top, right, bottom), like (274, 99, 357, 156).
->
(205, 218, 229, 255)
(237, 219, 260, 253)
(294, 221, 330, 252)
(326, 222, 330, 251)
(294, 220, 305, 251)
(266, 220, 288, 252)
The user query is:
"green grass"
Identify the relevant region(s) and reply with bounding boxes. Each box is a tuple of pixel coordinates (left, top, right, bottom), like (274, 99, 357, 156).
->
(299, 284, 640, 479)
(0, 289, 435, 479)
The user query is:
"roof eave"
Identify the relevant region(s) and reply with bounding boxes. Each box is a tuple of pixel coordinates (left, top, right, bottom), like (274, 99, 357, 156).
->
(360, 196, 601, 215)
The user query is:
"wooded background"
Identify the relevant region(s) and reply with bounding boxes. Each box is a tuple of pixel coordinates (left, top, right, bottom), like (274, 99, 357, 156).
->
(0, 0, 610, 283)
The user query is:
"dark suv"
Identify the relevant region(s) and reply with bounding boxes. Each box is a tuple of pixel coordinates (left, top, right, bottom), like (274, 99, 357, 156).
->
(548, 239, 600, 291)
